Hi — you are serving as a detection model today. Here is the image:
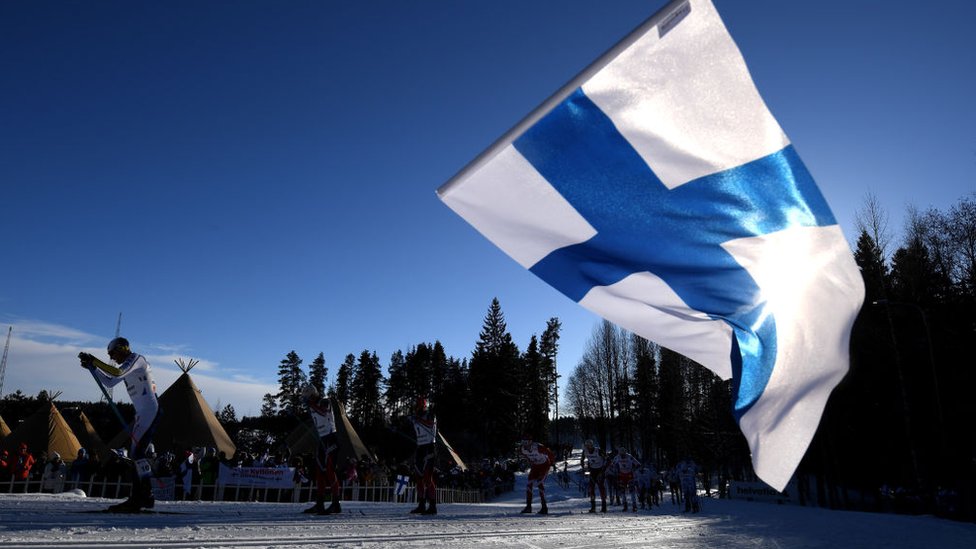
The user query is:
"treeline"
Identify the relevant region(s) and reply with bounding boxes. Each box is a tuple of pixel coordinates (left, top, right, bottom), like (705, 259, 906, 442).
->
(806, 193, 974, 512)
(564, 320, 747, 484)
(565, 192, 974, 516)
(234, 298, 563, 461)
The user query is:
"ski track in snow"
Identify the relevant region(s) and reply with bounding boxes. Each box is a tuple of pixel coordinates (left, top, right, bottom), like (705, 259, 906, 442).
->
(2, 473, 975, 549)
(0, 496, 688, 549)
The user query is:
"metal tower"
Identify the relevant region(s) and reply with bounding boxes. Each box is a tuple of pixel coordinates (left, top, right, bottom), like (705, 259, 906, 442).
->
(0, 326, 11, 399)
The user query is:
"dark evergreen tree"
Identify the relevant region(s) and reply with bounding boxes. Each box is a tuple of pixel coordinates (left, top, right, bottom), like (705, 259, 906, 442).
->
(384, 349, 409, 418)
(656, 346, 687, 463)
(519, 335, 549, 440)
(949, 193, 976, 295)
(631, 335, 659, 462)
(334, 353, 354, 406)
(434, 355, 468, 436)
(539, 317, 561, 422)
(404, 343, 435, 399)
(276, 351, 306, 417)
(260, 392, 278, 418)
(854, 229, 890, 304)
(308, 352, 328, 397)
(429, 341, 449, 404)
(349, 350, 384, 430)
(468, 298, 521, 456)
(216, 403, 237, 425)
(891, 224, 938, 306)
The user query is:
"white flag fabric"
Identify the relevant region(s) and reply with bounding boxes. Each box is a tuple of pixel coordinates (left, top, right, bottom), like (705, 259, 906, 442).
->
(437, 0, 864, 491)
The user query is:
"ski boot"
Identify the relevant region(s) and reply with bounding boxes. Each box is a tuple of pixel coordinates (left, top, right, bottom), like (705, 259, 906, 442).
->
(138, 479, 155, 509)
(600, 500, 607, 513)
(107, 497, 142, 513)
(321, 499, 342, 515)
(409, 497, 427, 514)
(421, 501, 437, 515)
(304, 493, 325, 514)
(537, 503, 548, 515)
(588, 500, 596, 514)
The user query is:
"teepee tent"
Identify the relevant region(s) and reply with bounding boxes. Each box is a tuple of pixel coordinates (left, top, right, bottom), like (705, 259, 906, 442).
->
(108, 359, 236, 458)
(0, 400, 82, 462)
(62, 408, 113, 464)
(286, 396, 374, 467)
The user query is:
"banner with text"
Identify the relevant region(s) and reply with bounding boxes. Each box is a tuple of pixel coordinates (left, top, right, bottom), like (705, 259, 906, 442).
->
(217, 464, 296, 489)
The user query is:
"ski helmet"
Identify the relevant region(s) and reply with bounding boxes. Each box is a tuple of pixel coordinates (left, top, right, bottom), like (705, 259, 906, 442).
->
(107, 337, 129, 354)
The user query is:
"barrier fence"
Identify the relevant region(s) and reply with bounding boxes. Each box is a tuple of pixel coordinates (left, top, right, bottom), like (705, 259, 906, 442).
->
(0, 475, 509, 506)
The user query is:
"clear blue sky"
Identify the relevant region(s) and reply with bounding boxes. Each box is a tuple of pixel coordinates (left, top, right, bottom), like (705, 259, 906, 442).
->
(1, 1, 973, 417)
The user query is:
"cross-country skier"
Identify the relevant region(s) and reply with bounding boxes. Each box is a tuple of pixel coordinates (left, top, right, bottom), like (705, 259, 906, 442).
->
(636, 462, 657, 509)
(677, 456, 700, 513)
(79, 337, 159, 512)
(581, 439, 608, 513)
(609, 447, 641, 512)
(409, 396, 437, 515)
(519, 433, 555, 515)
(300, 384, 341, 515)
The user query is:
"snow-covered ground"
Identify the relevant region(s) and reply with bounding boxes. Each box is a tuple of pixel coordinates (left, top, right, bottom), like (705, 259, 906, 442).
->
(1, 474, 973, 549)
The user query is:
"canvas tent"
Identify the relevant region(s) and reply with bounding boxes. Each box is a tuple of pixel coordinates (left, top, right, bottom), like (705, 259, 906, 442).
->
(108, 369, 236, 459)
(286, 397, 374, 468)
(0, 401, 82, 463)
(0, 414, 11, 441)
(62, 408, 114, 464)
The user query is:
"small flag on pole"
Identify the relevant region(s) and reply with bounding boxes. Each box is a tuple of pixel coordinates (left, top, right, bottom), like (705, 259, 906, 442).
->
(437, 0, 864, 491)
(395, 474, 410, 497)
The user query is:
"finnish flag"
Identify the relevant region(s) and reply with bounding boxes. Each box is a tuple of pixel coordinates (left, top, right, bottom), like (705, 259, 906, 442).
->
(395, 474, 410, 497)
(437, 0, 864, 490)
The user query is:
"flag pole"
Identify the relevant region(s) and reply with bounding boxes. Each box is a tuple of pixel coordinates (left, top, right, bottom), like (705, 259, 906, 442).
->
(437, 0, 692, 197)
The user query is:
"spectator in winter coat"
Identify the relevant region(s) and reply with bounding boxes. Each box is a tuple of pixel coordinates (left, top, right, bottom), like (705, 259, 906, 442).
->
(41, 452, 67, 492)
(12, 442, 35, 481)
(32, 451, 48, 481)
(199, 447, 219, 500)
(68, 448, 91, 484)
(0, 449, 10, 478)
(177, 449, 195, 500)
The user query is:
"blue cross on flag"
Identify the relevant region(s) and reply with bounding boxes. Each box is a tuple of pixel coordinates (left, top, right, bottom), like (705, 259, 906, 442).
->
(395, 474, 410, 497)
(437, 0, 864, 491)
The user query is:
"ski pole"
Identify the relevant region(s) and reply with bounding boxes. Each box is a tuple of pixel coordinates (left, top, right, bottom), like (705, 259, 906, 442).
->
(85, 361, 129, 431)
